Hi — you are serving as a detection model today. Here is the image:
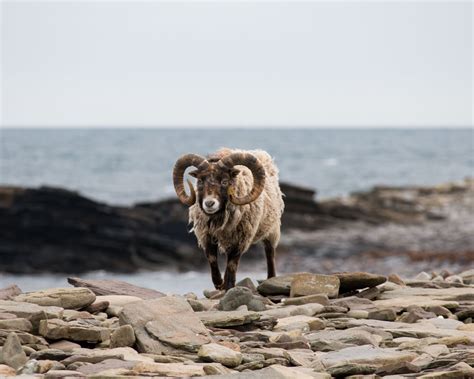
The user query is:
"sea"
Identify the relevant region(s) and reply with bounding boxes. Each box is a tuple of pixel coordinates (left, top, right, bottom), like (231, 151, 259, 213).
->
(1, 128, 473, 292)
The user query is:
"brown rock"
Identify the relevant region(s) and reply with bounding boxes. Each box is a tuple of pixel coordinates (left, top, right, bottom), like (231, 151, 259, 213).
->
(0, 364, 16, 377)
(388, 274, 406, 286)
(14, 287, 95, 310)
(290, 274, 340, 298)
(110, 325, 136, 348)
(0, 285, 22, 300)
(38, 319, 111, 342)
(334, 272, 387, 293)
(2, 332, 27, 369)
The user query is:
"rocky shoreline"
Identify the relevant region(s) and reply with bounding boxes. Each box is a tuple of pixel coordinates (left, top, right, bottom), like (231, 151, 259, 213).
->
(0, 270, 473, 378)
(0, 179, 472, 275)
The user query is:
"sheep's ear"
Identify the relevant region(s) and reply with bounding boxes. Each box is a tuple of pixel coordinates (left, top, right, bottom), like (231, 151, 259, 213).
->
(230, 168, 240, 178)
(188, 170, 198, 178)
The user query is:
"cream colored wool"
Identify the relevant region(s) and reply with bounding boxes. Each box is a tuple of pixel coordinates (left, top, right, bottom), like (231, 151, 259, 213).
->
(189, 148, 284, 254)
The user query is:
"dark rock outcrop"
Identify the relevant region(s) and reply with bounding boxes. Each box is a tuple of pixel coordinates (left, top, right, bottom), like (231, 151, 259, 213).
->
(0, 179, 472, 274)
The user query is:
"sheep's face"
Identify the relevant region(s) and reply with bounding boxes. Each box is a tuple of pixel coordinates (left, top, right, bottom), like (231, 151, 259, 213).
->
(189, 165, 240, 215)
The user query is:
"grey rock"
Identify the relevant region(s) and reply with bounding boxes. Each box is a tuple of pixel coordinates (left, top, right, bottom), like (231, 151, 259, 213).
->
(398, 306, 437, 323)
(236, 277, 258, 293)
(368, 308, 397, 321)
(257, 274, 300, 296)
(218, 287, 265, 312)
(30, 348, 72, 361)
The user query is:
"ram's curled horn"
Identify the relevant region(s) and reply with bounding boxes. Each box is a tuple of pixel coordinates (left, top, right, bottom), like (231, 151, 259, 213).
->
(173, 154, 208, 206)
(218, 152, 266, 205)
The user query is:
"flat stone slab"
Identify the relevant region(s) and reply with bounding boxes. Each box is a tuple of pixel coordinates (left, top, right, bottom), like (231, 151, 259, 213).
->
(199, 310, 260, 327)
(378, 286, 474, 301)
(290, 274, 340, 298)
(132, 361, 206, 377)
(201, 364, 330, 378)
(39, 318, 111, 342)
(14, 287, 95, 310)
(198, 343, 243, 367)
(259, 303, 324, 320)
(120, 296, 210, 354)
(320, 345, 418, 368)
(0, 300, 63, 327)
(146, 316, 210, 352)
(373, 296, 459, 311)
(343, 319, 474, 340)
(307, 328, 382, 351)
(68, 277, 165, 299)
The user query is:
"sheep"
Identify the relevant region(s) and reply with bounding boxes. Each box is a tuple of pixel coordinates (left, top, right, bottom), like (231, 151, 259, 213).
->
(173, 148, 284, 290)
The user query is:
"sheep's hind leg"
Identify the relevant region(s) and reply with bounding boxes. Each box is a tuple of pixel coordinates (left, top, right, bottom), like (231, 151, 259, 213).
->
(205, 239, 223, 290)
(263, 239, 276, 279)
(223, 247, 242, 291)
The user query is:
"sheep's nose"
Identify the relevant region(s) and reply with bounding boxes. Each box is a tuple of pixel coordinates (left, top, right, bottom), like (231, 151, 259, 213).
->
(205, 199, 215, 208)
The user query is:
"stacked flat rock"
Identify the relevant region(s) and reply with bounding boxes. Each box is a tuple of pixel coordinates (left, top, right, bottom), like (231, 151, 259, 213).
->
(0, 270, 472, 378)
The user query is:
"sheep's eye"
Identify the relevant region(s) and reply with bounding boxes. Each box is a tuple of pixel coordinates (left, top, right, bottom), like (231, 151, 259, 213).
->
(221, 179, 229, 187)
(197, 178, 203, 185)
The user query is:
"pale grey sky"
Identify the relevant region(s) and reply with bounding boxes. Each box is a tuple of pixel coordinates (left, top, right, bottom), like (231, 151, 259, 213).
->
(1, 1, 472, 128)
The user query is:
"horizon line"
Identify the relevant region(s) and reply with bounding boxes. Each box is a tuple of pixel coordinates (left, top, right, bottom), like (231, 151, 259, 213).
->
(1, 125, 473, 130)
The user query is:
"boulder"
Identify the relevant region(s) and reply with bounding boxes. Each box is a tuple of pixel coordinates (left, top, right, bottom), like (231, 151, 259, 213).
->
(14, 287, 95, 310)
(290, 274, 340, 298)
(218, 287, 266, 312)
(198, 343, 243, 367)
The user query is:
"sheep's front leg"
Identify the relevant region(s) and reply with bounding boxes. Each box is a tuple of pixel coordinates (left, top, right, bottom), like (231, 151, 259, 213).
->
(263, 239, 276, 278)
(223, 247, 242, 290)
(205, 238, 223, 290)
